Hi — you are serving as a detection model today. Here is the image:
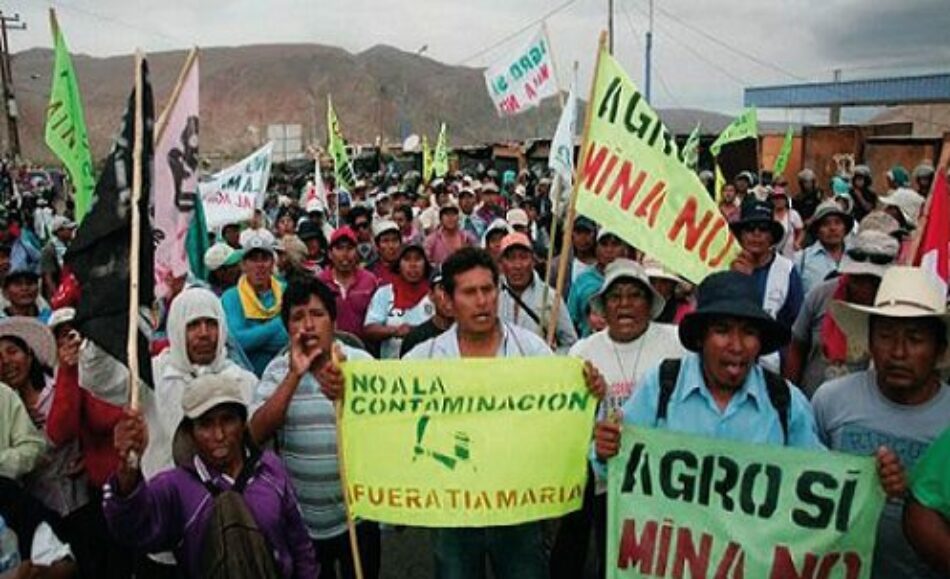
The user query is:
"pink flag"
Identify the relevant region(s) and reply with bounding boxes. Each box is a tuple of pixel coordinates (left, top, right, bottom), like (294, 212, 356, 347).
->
(914, 171, 950, 290)
(153, 52, 199, 298)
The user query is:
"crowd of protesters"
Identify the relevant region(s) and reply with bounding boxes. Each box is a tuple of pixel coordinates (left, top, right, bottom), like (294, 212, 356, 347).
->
(0, 156, 948, 579)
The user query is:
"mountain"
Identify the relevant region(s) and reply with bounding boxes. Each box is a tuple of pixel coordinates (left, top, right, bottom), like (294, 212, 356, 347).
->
(11, 42, 794, 165)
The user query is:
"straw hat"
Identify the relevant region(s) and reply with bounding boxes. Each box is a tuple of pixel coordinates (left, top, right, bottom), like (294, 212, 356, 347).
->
(0, 317, 57, 368)
(830, 266, 950, 367)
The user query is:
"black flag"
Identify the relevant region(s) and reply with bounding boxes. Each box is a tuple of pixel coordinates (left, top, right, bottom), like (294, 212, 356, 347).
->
(65, 58, 155, 387)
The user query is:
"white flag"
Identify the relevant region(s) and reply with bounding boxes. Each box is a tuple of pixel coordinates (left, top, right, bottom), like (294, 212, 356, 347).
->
(483, 26, 559, 116)
(548, 75, 577, 188)
(199, 142, 274, 229)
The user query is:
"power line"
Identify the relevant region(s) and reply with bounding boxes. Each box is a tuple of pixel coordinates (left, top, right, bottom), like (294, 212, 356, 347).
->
(618, 0, 683, 109)
(42, 0, 190, 47)
(455, 0, 580, 65)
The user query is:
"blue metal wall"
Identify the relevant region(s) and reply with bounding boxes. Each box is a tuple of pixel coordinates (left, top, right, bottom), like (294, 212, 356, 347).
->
(745, 74, 950, 108)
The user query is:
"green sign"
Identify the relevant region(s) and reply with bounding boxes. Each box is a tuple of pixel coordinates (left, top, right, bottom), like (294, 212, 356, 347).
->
(710, 107, 758, 157)
(607, 427, 886, 579)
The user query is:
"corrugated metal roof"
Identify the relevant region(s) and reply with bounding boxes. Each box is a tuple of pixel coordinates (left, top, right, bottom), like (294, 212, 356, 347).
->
(745, 74, 950, 108)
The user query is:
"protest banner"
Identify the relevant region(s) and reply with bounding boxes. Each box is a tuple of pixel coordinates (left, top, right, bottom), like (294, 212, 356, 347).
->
(572, 46, 738, 284)
(327, 96, 355, 189)
(710, 107, 758, 157)
(422, 134, 433, 182)
(607, 427, 886, 579)
(679, 123, 701, 171)
(433, 123, 449, 178)
(340, 357, 595, 527)
(483, 26, 559, 116)
(198, 141, 273, 229)
(153, 48, 199, 298)
(772, 126, 794, 177)
(45, 10, 96, 223)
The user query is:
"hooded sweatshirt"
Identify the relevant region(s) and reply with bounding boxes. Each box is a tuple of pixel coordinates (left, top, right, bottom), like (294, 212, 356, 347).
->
(142, 287, 258, 479)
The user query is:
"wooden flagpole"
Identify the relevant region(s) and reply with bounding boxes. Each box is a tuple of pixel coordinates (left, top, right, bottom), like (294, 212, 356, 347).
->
(547, 33, 607, 345)
(332, 346, 364, 579)
(127, 50, 144, 422)
(154, 47, 198, 145)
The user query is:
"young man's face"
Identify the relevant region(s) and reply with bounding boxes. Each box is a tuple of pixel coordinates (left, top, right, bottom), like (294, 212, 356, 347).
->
(242, 250, 274, 290)
(376, 232, 401, 264)
(738, 225, 775, 257)
(816, 216, 847, 247)
(450, 266, 498, 336)
(287, 294, 334, 355)
(352, 216, 372, 243)
(329, 241, 358, 274)
(700, 317, 763, 391)
(500, 247, 534, 291)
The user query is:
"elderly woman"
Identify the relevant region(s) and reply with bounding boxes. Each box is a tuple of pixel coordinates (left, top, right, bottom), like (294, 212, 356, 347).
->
(363, 243, 433, 359)
(106, 374, 318, 578)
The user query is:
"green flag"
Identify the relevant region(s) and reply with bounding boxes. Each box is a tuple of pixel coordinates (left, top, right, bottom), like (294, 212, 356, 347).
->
(327, 95, 354, 190)
(45, 10, 95, 223)
(679, 122, 701, 171)
(422, 135, 433, 182)
(185, 195, 210, 281)
(433, 122, 449, 177)
(709, 107, 758, 157)
(772, 126, 794, 177)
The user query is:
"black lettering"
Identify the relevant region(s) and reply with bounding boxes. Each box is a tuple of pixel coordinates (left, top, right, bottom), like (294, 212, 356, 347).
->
(660, 450, 697, 502)
(792, 471, 838, 530)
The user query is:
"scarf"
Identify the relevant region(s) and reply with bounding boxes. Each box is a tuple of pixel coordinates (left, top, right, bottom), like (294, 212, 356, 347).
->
(237, 275, 283, 320)
(820, 275, 849, 363)
(392, 275, 429, 310)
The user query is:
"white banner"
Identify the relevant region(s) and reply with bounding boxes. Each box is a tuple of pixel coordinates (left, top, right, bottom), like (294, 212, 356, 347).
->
(483, 26, 558, 116)
(199, 142, 274, 229)
(548, 71, 577, 191)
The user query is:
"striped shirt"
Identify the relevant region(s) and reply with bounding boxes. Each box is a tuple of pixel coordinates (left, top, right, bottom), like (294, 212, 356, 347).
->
(251, 342, 372, 540)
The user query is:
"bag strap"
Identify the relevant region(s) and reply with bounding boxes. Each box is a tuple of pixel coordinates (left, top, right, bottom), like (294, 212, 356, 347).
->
(762, 370, 791, 445)
(656, 359, 682, 424)
(502, 283, 542, 326)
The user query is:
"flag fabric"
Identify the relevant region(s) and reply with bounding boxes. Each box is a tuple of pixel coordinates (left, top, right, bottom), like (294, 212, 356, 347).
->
(198, 142, 274, 229)
(153, 51, 199, 298)
(45, 10, 95, 223)
(549, 74, 578, 189)
(573, 48, 738, 283)
(715, 163, 726, 203)
(772, 126, 794, 177)
(709, 107, 758, 157)
(422, 135, 433, 182)
(914, 173, 949, 289)
(64, 58, 154, 386)
(433, 123, 449, 178)
(301, 158, 329, 209)
(185, 195, 209, 281)
(483, 26, 559, 116)
(327, 96, 355, 190)
(679, 122, 701, 171)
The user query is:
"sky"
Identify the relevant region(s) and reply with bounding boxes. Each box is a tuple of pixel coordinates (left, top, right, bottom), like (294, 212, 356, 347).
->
(4, 0, 950, 123)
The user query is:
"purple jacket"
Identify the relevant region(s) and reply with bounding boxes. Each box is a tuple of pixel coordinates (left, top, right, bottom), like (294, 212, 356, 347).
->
(103, 450, 318, 579)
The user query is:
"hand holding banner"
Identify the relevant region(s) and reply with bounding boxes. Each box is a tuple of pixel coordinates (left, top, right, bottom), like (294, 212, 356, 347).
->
(607, 427, 886, 579)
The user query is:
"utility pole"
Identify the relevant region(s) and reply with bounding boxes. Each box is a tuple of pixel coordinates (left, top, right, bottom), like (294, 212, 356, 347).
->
(607, 0, 614, 55)
(644, 0, 654, 103)
(829, 69, 842, 126)
(0, 12, 26, 159)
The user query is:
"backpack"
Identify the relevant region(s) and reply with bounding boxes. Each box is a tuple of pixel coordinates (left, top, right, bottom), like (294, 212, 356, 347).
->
(193, 446, 282, 579)
(656, 358, 791, 444)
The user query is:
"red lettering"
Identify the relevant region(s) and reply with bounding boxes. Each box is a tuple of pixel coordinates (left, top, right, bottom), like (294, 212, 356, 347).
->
(579, 143, 610, 191)
(634, 181, 667, 228)
(699, 218, 727, 262)
(525, 82, 537, 100)
(667, 197, 713, 251)
(595, 153, 619, 196)
(533, 63, 551, 86)
(708, 233, 737, 268)
(714, 542, 746, 579)
(606, 161, 648, 211)
(617, 518, 657, 573)
(769, 545, 817, 579)
(672, 527, 713, 578)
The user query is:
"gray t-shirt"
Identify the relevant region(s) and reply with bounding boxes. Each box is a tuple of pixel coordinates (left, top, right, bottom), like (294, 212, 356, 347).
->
(812, 370, 950, 579)
(791, 279, 870, 396)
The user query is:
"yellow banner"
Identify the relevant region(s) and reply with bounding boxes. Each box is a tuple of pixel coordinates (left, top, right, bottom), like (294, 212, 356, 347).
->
(574, 49, 739, 283)
(341, 357, 595, 527)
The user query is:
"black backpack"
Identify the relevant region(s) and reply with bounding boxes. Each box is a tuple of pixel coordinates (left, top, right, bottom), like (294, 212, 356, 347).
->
(193, 446, 282, 579)
(656, 358, 791, 444)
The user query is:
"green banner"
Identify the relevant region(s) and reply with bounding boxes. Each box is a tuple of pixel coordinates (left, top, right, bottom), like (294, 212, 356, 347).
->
(327, 96, 354, 190)
(341, 357, 595, 527)
(45, 11, 95, 223)
(422, 134, 433, 182)
(574, 49, 738, 284)
(433, 122, 449, 178)
(679, 122, 701, 171)
(709, 107, 758, 157)
(607, 427, 886, 579)
(772, 126, 794, 177)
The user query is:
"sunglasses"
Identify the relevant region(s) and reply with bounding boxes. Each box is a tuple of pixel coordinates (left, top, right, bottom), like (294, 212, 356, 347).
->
(743, 222, 774, 233)
(846, 250, 893, 265)
(354, 222, 371, 230)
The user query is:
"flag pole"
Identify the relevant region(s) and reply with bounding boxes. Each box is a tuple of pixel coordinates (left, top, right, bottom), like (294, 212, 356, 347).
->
(547, 32, 607, 345)
(332, 346, 365, 579)
(154, 47, 198, 145)
(127, 50, 144, 438)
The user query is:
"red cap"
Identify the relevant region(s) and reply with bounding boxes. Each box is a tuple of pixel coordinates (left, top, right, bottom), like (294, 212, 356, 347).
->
(329, 226, 358, 247)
